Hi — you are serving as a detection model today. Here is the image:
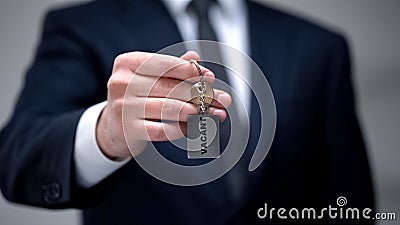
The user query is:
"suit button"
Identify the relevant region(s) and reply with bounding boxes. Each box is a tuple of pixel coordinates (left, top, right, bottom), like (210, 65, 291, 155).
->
(42, 181, 62, 202)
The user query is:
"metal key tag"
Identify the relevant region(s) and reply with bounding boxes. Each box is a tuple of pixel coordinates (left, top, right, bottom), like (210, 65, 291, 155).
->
(187, 60, 220, 159)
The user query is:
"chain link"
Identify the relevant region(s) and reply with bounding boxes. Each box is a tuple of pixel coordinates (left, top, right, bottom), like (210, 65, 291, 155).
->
(191, 60, 207, 114)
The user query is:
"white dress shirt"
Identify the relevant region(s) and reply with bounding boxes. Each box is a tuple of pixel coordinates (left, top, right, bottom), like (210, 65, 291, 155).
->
(74, 0, 251, 188)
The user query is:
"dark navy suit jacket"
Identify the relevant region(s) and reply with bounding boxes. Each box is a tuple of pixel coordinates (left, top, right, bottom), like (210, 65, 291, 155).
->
(0, 0, 374, 224)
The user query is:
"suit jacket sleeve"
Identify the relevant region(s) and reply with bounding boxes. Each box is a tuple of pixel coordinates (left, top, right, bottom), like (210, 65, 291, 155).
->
(0, 11, 115, 209)
(323, 36, 375, 210)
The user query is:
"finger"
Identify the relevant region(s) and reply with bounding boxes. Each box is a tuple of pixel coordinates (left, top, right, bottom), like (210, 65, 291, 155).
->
(129, 76, 192, 100)
(113, 51, 214, 82)
(128, 76, 231, 108)
(133, 120, 186, 141)
(125, 97, 228, 122)
(208, 107, 228, 122)
(178, 51, 215, 82)
(142, 98, 228, 122)
(148, 57, 214, 83)
(180, 50, 200, 61)
(143, 98, 198, 122)
(210, 89, 232, 108)
(107, 70, 133, 99)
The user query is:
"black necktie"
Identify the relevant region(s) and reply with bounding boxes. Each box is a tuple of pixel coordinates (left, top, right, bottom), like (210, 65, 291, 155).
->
(187, 0, 229, 85)
(188, 0, 246, 203)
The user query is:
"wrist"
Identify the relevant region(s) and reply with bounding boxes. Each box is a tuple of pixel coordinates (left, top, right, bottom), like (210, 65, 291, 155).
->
(96, 107, 131, 161)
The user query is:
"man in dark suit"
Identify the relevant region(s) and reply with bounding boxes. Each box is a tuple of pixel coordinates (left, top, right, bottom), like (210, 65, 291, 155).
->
(0, 0, 374, 224)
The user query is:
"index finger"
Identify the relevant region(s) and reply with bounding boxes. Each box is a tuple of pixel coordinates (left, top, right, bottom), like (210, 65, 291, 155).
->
(113, 51, 215, 82)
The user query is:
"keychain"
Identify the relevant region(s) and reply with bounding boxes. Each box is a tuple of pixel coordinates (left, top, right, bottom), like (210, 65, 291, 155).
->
(187, 60, 220, 159)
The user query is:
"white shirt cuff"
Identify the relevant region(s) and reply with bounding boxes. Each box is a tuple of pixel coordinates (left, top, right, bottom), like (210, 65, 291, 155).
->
(74, 101, 131, 188)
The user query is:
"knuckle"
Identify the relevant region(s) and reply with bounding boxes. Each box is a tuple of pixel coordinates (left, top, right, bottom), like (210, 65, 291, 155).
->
(113, 52, 143, 72)
(111, 99, 124, 114)
(128, 52, 143, 71)
(107, 75, 128, 92)
(162, 99, 179, 116)
(113, 54, 129, 70)
(148, 125, 165, 140)
(151, 99, 164, 114)
(162, 79, 178, 95)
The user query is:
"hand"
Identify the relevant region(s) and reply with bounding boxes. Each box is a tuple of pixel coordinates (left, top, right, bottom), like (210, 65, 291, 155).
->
(96, 51, 232, 160)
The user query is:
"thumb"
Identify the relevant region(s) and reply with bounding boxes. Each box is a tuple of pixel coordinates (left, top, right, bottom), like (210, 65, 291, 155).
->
(180, 50, 200, 61)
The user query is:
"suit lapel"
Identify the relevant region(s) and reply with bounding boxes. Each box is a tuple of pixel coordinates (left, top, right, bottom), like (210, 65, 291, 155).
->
(247, 0, 289, 111)
(240, 1, 291, 195)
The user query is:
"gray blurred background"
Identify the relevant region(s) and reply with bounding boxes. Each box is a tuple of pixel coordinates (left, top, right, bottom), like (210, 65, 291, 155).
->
(0, 0, 399, 224)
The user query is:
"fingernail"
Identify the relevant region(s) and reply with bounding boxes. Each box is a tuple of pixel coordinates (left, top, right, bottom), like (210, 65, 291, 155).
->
(203, 71, 214, 78)
(212, 109, 225, 116)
